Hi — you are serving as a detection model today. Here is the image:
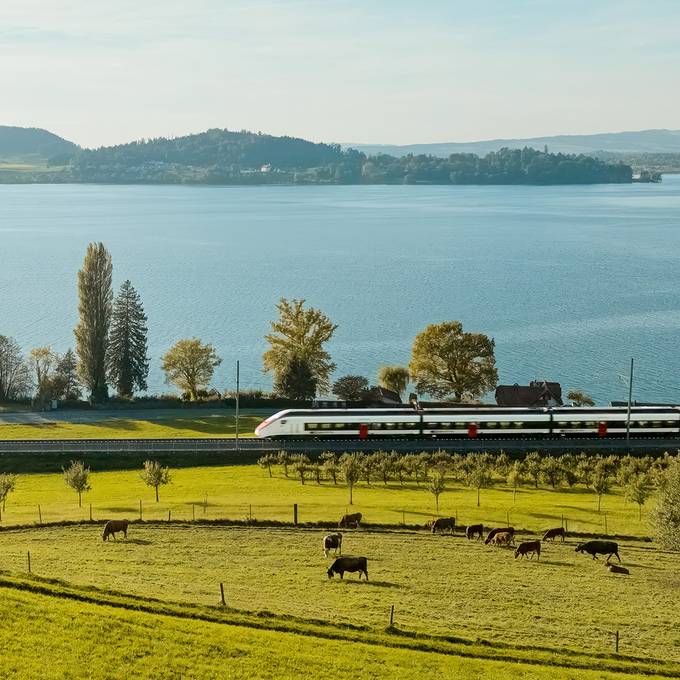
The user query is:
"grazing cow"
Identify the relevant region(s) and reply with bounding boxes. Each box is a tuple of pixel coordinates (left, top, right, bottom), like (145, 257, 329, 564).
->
(542, 527, 566, 542)
(424, 519, 435, 531)
(575, 540, 620, 563)
(431, 517, 456, 534)
(608, 564, 630, 575)
(484, 527, 515, 545)
(514, 540, 541, 560)
(466, 523, 484, 540)
(490, 531, 515, 547)
(338, 512, 362, 529)
(102, 519, 129, 542)
(327, 556, 368, 581)
(323, 532, 343, 558)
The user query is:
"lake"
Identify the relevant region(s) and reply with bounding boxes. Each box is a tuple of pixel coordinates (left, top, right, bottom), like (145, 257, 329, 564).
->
(1, 178, 679, 403)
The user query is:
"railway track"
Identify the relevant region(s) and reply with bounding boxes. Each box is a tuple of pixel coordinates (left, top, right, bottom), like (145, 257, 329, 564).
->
(0, 436, 677, 455)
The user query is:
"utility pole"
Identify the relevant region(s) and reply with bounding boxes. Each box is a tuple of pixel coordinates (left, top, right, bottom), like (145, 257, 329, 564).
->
(235, 360, 240, 450)
(626, 358, 634, 446)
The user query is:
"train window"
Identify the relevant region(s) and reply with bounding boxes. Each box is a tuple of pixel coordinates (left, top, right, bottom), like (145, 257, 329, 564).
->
(666, 420, 676, 427)
(499, 421, 511, 428)
(637, 421, 648, 427)
(486, 422, 497, 428)
(305, 423, 318, 431)
(513, 421, 524, 428)
(320, 423, 333, 429)
(585, 421, 596, 428)
(557, 422, 567, 427)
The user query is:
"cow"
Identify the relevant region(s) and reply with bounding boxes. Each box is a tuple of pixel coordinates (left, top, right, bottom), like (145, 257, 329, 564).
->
(608, 564, 630, 575)
(102, 519, 129, 542)
(490, 531, 515, 547)
(466, 524, 484, 540)
(484, 527, 515, 545)
(514, 540, 541, 560)
(575, 540, 620, 564)
(431, 517, 456, 534)
(327, 556, 368, 581)
(323, 532, 342, 558)
(542, 527, 566, 542)
(424, 519, 435, 531)
(339, 512, 362, 529)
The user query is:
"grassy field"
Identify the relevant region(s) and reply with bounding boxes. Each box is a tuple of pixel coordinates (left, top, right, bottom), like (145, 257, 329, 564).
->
(0, 414, 261, 440)
(1, 575, 673, 680)
(0, 523, 677, 664)
(0, 463, 658, 536)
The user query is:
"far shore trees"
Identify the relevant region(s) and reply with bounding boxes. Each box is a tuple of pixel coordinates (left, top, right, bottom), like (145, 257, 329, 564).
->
(263, 298, 337, 394)
(74, 242, 113, 402)
(63, 460, 91, 507)
(333, 375, 369, 401)
(0, 335, 31, 401)
(409, 321, 497, 402)
(107, 280, 149, 398)
(140, 460, 172, 502)
(28, 346, 56, 405)
(161, 338, 222, 400)
(53, 349, 81, 400)
(377, 365, 410, 398)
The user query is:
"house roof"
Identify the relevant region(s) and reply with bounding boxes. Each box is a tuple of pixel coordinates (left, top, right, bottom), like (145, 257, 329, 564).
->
(495, 381, 563, 407)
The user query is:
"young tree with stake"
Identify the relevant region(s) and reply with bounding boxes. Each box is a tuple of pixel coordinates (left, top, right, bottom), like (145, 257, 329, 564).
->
(140, 460, 172, 502)
(0, 473, 17, 512)
(340, 453, 361, 505)
(427, 470, 446, 511)
(63, 460, 91, 507)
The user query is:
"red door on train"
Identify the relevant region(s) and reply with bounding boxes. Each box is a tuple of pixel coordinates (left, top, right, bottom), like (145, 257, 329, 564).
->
(359, 423, 368, 440)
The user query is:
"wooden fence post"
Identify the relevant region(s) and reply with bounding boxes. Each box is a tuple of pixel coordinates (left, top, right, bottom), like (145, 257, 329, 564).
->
(293, 503, 298, 526)
(192, 504, 195, 521)
(615, 630, 619, 653)
(604, 513, 608, 534)
(389, 604, 394, 627)
(220, 582, 226, 606)
(139, 500, 143, 521)
(561, 514, 564, 528)
(38, 505, 42, 524)
(565, 518, 569, 533)
(249, 504, 252, 522)
(89, 503, 93, 521)
(402, 510, 405, 526)
(506, 510, 510, 525)
(27, 551, 31, 573)
(168, 510, 171, 522)
(204, 496, 207, 514)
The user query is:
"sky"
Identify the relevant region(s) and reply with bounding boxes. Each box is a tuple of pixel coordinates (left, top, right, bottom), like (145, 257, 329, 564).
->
(1, 0, 679, 148)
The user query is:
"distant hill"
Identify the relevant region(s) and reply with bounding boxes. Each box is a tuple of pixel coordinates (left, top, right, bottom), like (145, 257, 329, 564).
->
(348, 129, 680, 157)
(0, 127, 633, 185)
(0, 126, 78, 162)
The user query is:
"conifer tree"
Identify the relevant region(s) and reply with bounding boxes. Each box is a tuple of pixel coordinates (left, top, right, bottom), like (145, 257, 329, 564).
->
(74, 243, 112, 402)
(107, 280, 149, 397)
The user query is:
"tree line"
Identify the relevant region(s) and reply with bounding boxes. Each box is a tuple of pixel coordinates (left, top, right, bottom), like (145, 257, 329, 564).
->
(3, 252, 595, 404)
(23, 129, 634, 186)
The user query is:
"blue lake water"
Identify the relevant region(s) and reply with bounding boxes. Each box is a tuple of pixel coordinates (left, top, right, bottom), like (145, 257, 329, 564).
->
(1, 178, 679, 403)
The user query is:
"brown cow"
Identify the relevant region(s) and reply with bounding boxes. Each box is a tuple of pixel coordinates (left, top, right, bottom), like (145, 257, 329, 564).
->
(490, 531, 515, 547)
(514, 540, 541, 560)
(431, 517, 456, 534)
(327, 556, 368, 580)
(542, 527, 566, 542)
(466, 524, 483, 540)
(102, 519, 129, 542)
(338, 512, 362, 529)
(484, 527, 515, 545)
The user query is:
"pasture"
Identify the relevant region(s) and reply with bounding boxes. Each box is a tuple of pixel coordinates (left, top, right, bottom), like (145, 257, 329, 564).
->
(0, 579, 672, 680)
(0, 523, 678, 664)
(0, 463, 659, 537)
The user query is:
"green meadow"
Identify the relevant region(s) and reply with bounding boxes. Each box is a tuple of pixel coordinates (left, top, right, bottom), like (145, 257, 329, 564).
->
(0, 463, 658, 536)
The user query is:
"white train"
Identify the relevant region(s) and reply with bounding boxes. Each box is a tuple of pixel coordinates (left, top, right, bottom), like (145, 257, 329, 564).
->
(254, 406, 680, 440)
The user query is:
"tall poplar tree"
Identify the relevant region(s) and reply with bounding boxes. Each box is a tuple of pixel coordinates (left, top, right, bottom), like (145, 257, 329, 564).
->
(107, 280, 149, 397)
(74, 242, 112, 402)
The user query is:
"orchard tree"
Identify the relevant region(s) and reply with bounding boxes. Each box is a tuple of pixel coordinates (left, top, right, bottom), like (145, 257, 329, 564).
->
(320, 452, 339, 484)
(463, 453, 494, 507)
(427, 470, 446, 511)
(263, 298, 337, 393)
(652, 457, 680, 549)
(63, 460, 91, 507)
(257, 454, 277, 477)
(161, 338, 222, 400)
(524, 452, 542, 489)
(340, 452, 361, 505)
(74, 242, 113, 402)
(274, 354, 317, 400)
(140, 460, 172, 502)
(332, 375, 369, 401)
(291, 454, 310, 485)
(107, 280, 149, 397)
(0, 473, 17, 512)
(409, 321, 497, 401)
(506, 461, 523, 501)
(377, 365, 410, 397)
(625, 472, 653, 520)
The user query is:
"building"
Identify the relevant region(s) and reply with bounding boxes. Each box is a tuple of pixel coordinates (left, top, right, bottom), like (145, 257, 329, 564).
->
(495, 381, 563, 407)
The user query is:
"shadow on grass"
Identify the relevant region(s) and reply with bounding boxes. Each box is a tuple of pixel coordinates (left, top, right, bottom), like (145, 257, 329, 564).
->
(342, 579, 401, 589)
(123, 538, 152, 545)
(100, 507, 138, 514)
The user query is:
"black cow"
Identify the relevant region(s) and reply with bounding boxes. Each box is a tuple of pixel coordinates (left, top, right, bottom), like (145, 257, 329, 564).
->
(466, 523, 483, 540)
(542, 527, 566, 542)
(327, 556, 368, 581)
(431, 517, 456, 534)
(575, 540, 621, 563)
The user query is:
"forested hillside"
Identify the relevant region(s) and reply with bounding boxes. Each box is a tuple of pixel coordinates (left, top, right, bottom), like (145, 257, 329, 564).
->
(1, 127, 633, 185)
(0, 126, 77, 161)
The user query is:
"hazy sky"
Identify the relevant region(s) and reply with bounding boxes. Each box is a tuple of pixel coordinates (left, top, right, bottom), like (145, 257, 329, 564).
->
(1, 0, 679, 148)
